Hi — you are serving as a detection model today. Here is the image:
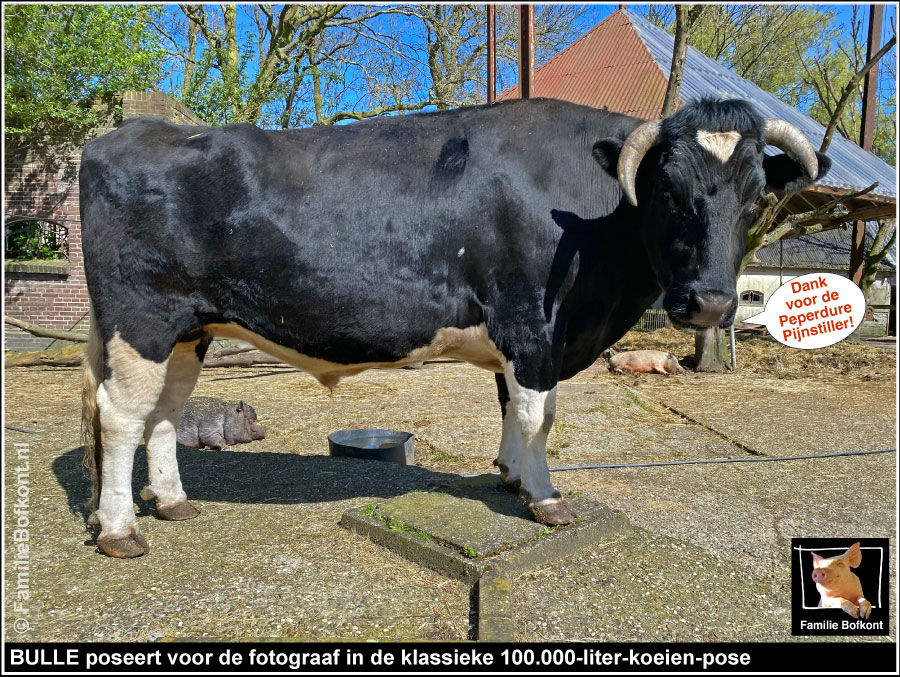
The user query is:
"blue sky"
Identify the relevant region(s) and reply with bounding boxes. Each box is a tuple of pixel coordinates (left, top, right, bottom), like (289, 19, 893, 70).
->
(158, 3, 897, 126)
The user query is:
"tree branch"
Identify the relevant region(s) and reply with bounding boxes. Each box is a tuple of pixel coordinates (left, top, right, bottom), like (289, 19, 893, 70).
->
(322, 100, 436, 125)
(820, 31, 897, 153)
(5, 316, 88, 342)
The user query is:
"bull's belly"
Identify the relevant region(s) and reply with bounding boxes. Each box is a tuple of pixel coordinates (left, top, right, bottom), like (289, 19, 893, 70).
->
(203, 322, 507, 388)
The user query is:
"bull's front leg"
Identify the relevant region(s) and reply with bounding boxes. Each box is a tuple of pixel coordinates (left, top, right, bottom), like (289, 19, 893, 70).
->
(502, 362, 578, 526)
(493, 373, 523, 493)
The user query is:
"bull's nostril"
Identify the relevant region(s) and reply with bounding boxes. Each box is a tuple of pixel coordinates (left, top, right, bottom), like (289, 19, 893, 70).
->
(688, 289, 702, 314)
(690, 289, 734, 321)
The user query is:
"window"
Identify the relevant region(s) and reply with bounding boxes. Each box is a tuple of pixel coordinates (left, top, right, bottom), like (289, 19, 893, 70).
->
(740, 290, 764, 306)
(4, 215, 69, 261)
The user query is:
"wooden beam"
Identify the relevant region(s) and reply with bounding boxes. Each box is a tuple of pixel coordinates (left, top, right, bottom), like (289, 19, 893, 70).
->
(487, 5, 496, 102)
(850, 5, 884, 285)
(518, 5, 534, 99)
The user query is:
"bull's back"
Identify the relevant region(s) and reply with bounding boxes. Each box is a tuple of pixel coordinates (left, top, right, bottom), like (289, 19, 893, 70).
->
(79, 101, 621, 366)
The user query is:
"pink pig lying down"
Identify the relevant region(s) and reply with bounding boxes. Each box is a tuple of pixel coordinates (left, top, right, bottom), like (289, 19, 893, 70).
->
(608, 350, 685, 375)
(811, 542, 871, 619)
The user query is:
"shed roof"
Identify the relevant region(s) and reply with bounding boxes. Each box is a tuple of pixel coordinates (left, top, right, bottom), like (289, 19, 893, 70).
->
(499, 9, 896, 204)
(753, 223, 896, 271)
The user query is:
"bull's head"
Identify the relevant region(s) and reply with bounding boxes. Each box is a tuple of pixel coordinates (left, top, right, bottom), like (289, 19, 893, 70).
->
(599, 99, 831, 329)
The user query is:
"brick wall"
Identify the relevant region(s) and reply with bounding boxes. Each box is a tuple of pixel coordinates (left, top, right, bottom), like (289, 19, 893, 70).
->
(120, 90, 205, 126)
(4, 92, 204, 351)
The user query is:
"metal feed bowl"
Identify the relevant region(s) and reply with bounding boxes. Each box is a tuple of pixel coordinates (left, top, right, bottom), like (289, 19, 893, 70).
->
(328, 428, 415, 465)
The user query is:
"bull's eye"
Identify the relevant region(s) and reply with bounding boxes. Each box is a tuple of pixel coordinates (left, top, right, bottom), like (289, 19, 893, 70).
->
(663, 191, 678, 213)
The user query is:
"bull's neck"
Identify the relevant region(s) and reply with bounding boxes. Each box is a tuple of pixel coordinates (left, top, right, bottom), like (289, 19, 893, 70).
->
(559, 209, 662, 377)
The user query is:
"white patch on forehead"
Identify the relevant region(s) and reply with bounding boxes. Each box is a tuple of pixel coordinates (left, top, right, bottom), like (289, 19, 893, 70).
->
(696, 130, 742, 163)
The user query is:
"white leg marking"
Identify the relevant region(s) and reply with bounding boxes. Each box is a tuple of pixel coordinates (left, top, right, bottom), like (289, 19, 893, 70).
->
(141, 341, 203, 509)
(496, 405, 525, 484)
(96, 334, 167, 539)
(503, 362, 558, 503)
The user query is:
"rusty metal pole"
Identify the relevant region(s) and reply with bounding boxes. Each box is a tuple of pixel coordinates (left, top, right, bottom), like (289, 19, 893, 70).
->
(487, 5, 496, 102)
(518, 4, 534, 99)
(849, 4, 883, 285)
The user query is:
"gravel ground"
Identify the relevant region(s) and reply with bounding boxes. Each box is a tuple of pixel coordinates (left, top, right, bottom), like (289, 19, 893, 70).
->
(3, 331, 896, 642)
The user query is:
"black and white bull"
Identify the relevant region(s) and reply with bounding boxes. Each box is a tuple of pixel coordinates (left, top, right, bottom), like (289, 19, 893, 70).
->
(79, 98, 829, 557)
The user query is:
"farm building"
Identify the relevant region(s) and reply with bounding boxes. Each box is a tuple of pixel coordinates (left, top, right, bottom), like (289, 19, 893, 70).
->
(4, 10, 895, 350)
(4, 92, 205, 351)
(499, 8, 897, 334)
(738, 225, 895, 332)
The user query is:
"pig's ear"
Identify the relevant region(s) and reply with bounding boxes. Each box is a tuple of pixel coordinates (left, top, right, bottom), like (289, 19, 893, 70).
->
(236, 401, 245, 412)
(845, 542, 862, 568)
(811, 552, 823, 565)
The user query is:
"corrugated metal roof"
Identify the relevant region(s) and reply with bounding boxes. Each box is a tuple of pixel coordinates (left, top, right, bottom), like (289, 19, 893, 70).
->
(499, 9, 896, 202)
(627, 10, 896, 201)
(753, 223, 896, 270)
(497, 11, 669, 118)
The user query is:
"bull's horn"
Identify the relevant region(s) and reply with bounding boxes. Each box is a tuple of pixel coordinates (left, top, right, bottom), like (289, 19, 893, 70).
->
(617, 120, 663, 207)
(763, 119, 818, 179)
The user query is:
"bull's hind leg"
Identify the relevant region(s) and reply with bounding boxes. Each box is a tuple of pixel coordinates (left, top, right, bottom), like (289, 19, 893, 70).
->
(94, 334, 169, 557)
(139, 336, 209, 521)
(503, 362, 578, 526)
(493, 373, 523, 492)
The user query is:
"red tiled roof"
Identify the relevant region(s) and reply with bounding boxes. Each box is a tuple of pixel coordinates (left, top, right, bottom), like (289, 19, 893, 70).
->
(498, 9, 675, 120)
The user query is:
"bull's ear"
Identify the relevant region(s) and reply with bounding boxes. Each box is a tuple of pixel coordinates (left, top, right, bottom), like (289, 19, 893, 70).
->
(845, 542, 862, 568)
(592, 138, 622, 178)
(763, 151, 831, 193)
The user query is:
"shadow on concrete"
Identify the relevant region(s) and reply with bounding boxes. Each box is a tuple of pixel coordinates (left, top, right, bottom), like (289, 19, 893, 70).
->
(52, 444, 463, 520)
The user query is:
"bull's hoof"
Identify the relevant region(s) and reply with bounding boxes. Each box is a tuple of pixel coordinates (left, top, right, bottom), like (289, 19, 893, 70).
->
(157, 500, 201, 521)
(97, 531, 149, 558)
(528, 497, 579, 526)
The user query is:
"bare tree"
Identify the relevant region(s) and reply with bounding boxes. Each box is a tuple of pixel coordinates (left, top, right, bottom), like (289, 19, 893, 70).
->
(859, 220, 896, 301)
(659, 5, 704, 117)
(816, 34, 896, 153)
(150, 4, 588, 128)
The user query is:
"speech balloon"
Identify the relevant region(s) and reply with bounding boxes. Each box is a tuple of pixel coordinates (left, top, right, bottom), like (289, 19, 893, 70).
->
(744, 273, 866, 349)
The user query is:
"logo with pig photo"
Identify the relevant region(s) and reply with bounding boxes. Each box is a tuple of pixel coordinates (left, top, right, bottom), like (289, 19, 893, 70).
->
(792, 538, 889, 635)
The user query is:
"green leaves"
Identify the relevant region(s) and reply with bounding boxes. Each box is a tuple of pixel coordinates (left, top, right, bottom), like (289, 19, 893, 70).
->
(4, 4, 165, 137)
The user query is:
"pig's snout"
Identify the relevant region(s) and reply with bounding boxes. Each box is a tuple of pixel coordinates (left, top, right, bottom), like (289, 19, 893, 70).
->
(812, 568, 828, 585)
(250, 424, 266, 441)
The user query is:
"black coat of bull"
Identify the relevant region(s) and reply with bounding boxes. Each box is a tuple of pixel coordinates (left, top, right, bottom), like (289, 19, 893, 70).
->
(80, 97, 829, 389)
(79, 98, 830, 552)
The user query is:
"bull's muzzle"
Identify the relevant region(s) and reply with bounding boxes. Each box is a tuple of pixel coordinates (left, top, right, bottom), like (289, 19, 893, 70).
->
(686, 289, 735, 327)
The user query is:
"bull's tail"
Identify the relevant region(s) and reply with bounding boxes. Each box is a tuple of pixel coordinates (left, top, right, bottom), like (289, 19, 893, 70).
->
(81, 304, 103, 522)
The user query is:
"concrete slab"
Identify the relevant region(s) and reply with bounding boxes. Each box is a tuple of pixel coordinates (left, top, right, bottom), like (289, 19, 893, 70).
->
(636, 376, 896, 457)
(477, 569, 515, 642)
(340, 474, 629, 583)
